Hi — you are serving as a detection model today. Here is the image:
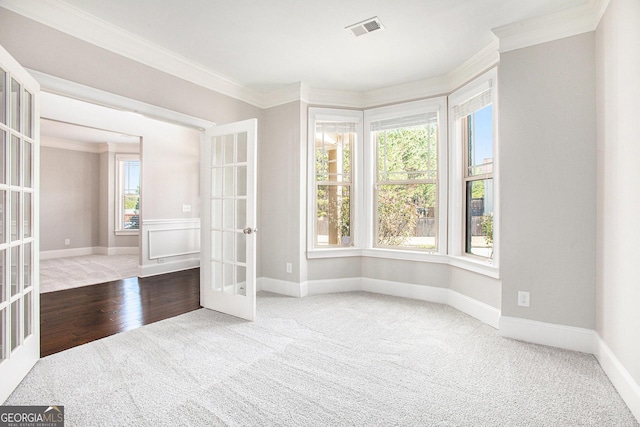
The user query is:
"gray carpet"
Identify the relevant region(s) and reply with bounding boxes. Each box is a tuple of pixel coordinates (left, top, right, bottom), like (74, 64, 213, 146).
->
(6, 292, 638, 426)
(40, 254, 139, 293)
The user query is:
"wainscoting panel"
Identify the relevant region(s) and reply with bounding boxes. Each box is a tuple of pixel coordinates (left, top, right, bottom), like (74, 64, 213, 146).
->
(140, 218, 200, 277)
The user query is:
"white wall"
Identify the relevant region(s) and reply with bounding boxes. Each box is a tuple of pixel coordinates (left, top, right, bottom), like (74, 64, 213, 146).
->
(499, 33, 597, 329)
(595, 0, 640, 390)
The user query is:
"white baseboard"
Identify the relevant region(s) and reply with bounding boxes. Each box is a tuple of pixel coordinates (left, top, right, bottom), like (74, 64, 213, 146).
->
(498, 316, 597, 354)
(595, 336, 640, 422)
(257, 275, 499, 329)
(138, 258, 199, 278)
(41, 246, 138, 260)
(449, 290, 501, 329)
(256, 277, 303, 297)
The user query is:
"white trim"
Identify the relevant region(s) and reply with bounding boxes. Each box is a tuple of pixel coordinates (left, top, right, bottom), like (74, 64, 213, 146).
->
(448, 290, 501, 329)
(40, 246, 138, 259)
(595, 336, 640, 422)
(148, 227, 200, 259)
(138, 259, 199, 278)
(29, 70, 216, 130)
(498, 316, 597, 354)
(259, 275, 499, 329)
(448, 40, 501, 92)
(492, 0, 606, 53)
(257, 277, 304, 298)
(142, 218, 201, 226)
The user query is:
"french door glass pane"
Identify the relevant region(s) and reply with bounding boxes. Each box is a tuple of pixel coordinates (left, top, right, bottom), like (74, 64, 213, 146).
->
(211, 231, 222, 260)
(237, 132, 247, 163)
(223, 232, 234, 262)
(211, 136, 222, 166)
(0, 308, 5, 360)
(23, 193, 31, 239)
(211, 168, 223, 197)
(24, 140, 32, 188)
(10, 300, 19, 352)
(236, 199, 246, 229)
(222, 199, 234, 229)
(10, 135, 19, 186)
(223, 134, 234, 163)
(23, 291, 32, 338)
(0, 190, 5, 244)
(10, 78, 20, 132)
(211, 261, 222, 291)
(0, 250, 5, 303)
(0, 131, 5, 183)
(0, 68, 5, 125)
(10, 245, 18, 296)
(211, 199, 222, 228)
(236, 233, 246, 264)
(465, 179, 494, 258)
(376, 183, 437, 250)
(23, 90, 33, 139)
(23, 242, 31, 290)
(236, 166, 246, 196)
(10, 191, 19, 241)
(223, 263, 233, 294)
(224, 167, 234, 197)
(236, 266, 246, 296)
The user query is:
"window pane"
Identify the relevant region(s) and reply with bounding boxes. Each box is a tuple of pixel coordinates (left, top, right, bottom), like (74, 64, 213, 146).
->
(23, 192, 31, 238)
(0, 308, 5, 360)
(316, 185, 351, 247)
(10, 300, 19, 352)
(465, 178, 494, 258)
(223, 134, 234, 163)
(376, 183, 437, 250)
(0, 190, 5, 244)
(23, 140, 32, 188)
(236, 266, 246, 296)
(315, 122, 354, 183)
(24, 90, 33, 138)
(466, 105, 493, 177)
(10, 135, 19, 186)
(10, 245, 19, 296)
(10, 191, 19, 241)
(0, 131, 5, 184)
(10, 78, 19, 132)
(23, 242, 32, 290)
(0, 68, 5, 125)
(0, 250, 5, 303)
(23, 291, 32, 339)
(237, 131, 247, 163)
(376, 123, 437, 181)
(211, 136, 223, 166)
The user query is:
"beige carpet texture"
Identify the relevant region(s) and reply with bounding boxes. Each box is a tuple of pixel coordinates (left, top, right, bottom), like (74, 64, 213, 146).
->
(39, 254, 138, 293)
(7, 291, 638, 426)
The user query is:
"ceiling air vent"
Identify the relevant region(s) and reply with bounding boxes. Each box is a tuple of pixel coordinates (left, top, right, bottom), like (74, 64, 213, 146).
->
(346, 17, 385, 37)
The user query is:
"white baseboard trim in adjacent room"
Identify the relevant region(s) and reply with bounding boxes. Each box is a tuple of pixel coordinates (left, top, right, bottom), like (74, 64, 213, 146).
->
(138, 258, 199, 278)
(41, 246, 96, 260)
(498, 316, 597, 354)
(595, 336, 640, 422)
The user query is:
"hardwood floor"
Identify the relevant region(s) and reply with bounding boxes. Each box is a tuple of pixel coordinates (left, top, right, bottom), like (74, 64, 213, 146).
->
(40, 268, 201, 357)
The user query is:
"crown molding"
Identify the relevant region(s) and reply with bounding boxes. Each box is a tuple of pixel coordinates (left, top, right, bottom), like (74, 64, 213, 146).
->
(41, 137, 107, 153)
(0, 0, 263, 107)
(492, 0, 609, 53)
(447, 39, 500, 92)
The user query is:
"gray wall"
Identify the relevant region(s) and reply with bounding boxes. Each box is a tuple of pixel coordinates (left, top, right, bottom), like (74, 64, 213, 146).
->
(40, 146, 100, 251)
(499, 33, 597, 328)
(595, 0, 640, 386)
(259, 101, 305, 282)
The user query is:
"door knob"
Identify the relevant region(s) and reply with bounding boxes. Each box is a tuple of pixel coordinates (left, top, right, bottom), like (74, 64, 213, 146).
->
(243, 227, 257, 235)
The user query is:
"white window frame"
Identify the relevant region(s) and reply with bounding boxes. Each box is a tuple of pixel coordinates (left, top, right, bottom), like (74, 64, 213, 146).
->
(448, 68, 499, 276)
(115, 153, 140, 235)
(307, 108, 363, 257)
(363, 98, 448, 259)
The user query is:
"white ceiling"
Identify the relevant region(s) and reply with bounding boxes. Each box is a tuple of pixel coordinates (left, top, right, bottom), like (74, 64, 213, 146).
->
(44, 0, 586, 93)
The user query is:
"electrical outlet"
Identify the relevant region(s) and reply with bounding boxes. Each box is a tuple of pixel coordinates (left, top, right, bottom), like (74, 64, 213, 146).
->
(182, 204, 191, 212)
(157, 258, 165, 264)
(64, 239, 70, 246)
(518, 291, 530, 307)
(286, 263, 292, 273)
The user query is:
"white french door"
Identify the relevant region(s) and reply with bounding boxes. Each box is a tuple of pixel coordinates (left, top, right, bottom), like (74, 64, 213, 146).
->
(0, 45, 39, 403)
(201, 119, 257, 321)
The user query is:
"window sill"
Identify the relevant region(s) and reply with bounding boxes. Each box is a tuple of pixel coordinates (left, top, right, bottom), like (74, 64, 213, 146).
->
(307, 247, 499, 279)
(115, 230, 139, 236)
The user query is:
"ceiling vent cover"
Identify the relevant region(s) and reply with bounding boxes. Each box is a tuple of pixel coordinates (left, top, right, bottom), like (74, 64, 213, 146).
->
(346, 17, 385, 37)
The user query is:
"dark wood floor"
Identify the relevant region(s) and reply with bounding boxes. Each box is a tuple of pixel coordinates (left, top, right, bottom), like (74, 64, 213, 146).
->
(40, 268, 201, 357)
